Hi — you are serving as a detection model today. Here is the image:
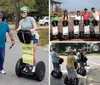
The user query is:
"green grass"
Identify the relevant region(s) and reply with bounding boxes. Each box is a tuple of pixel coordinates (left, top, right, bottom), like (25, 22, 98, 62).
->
(37, 28, 49, 46)
(87, 53, 100, 56)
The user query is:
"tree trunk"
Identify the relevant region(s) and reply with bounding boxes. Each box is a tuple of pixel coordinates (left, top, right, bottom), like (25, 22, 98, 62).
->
(14, 0, 20, 29)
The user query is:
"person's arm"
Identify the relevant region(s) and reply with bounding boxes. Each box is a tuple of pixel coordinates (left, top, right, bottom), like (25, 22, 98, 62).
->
(30, 21, 37, 32)
(16, 20, 22, 31)
(8, 31, 15, 45)
(16, 25, 22, 31)
(98, 12, 100, 16)
(30, 17, 37, 32)
(6, 23, 15, 45)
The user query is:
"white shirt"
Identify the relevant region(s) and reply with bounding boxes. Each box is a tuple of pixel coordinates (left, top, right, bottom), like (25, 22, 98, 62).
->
(92, 11, 99, 21)
(74, 15, 81, 20)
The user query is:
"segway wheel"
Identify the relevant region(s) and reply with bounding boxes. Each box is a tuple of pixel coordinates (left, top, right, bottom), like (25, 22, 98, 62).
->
(35, 61, 45, 81)
(15, 58, 23, 77)
(56, 71, 62, 79)
(64, 76, 68, 84)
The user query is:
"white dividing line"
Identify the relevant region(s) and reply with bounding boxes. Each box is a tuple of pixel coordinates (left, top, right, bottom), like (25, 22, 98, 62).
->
(88, 60, 100, 66)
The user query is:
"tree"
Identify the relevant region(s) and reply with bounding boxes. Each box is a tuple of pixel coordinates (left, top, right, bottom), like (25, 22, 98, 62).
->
(35, 0, 49, 16)
(0, 0, 36, 28)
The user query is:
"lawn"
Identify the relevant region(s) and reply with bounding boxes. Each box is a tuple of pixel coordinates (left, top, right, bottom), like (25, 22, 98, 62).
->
(37, 28, 49, 46)
(86, 53, 100, 56)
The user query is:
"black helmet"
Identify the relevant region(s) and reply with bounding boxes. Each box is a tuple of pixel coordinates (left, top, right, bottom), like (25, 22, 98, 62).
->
(52, 47, 56, 51)
(91, 7, 95, 11)
(64, 9, 67, 13)
(84, 8, 88, 11)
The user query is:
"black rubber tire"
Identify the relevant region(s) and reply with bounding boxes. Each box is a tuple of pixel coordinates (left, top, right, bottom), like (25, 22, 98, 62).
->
(51, 70, 62, 79)
(56, 71, 62, 79)
(44, 22, 49, 26)
(64, 76, 68, 84)
(15, 58, 23, 77)
(35, 61, 46, 81)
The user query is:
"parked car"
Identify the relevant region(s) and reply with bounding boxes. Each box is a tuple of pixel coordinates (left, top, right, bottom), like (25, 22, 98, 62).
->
(38, 16, 49, 26)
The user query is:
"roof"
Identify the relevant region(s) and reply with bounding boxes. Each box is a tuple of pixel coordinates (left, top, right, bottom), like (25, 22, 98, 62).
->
(51, 0, 62, 4)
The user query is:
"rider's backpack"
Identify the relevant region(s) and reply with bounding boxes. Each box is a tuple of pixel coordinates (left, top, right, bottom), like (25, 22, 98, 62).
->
(17, 30, 32, 44)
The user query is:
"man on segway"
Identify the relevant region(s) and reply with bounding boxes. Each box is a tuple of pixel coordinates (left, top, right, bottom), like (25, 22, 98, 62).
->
(90, 7, 100, 39)
(75, 49, 88, 76)
(82, 8, 91, 38)
(50, 12, 61, 40)
(50, 47, 64, 79)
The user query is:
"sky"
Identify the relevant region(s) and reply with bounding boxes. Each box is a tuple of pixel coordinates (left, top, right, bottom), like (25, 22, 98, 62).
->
(58, 0, 100, 11)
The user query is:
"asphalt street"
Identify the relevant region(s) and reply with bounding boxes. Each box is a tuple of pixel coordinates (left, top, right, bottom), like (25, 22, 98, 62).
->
(50, 55, 100, 85)
(0, 42, 49, 85)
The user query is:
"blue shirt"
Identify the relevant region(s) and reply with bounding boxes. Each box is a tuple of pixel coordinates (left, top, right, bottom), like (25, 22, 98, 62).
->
(0, 21, 10, 48)
(50, 51, 59, 63)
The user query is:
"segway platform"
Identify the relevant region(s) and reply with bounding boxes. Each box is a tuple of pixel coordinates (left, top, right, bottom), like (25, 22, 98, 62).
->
(62, 20, 69, 40)
(73, 20, 80, 38)
(51, 58, 64, 79)
(92, 20, 100, 39)
(84, 20, 90, 38)
(51, 20, 59, 40)
(15, 30, 45, 81)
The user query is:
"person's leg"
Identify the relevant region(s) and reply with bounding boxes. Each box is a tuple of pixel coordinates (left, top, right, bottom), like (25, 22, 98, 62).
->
(33, 44, 36, 65)
(66, 66, 72, 79)
(32, 35, 38, 72)
(53, 62, 56, 71)
(0, 48, 6, 74)
(72, 68, 78, 80)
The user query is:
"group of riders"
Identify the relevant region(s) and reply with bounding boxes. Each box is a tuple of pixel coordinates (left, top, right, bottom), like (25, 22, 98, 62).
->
(50, 7, 100, 40)
(50, 47, 88, 85)
(51, 7, 100, 24)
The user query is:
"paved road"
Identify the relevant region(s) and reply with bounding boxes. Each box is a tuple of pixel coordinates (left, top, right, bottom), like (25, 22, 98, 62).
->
(50, 55, 100, 85)
(0, 42, 49, 85)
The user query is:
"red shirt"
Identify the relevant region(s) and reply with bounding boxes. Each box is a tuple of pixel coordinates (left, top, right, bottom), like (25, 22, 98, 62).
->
(82, 12, 90, 20)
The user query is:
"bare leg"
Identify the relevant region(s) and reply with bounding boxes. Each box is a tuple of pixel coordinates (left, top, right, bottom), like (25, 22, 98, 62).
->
(33, 44, 37, 65)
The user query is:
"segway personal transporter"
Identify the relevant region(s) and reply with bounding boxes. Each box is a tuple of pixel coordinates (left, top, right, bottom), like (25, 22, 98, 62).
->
(84, 20, 90, 38)
(61, 20, 69, 40)
(92, 20, 100, 39)
(51, 57, 64, 79)
(64, 75, 79, 85)
(73, 20, 80, 39)
(51, 20, 59, 40)
(15, 30, 46, 81)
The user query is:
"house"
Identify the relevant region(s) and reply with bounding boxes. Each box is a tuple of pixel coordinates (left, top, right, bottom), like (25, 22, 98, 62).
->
(50, 0, 62, 12)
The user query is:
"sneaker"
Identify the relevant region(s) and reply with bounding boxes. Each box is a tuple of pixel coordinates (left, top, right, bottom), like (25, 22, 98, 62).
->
(32, 66, 36, 72)
(0, 70, 6, 74)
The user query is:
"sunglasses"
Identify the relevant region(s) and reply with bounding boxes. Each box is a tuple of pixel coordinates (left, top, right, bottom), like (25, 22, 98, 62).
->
(21, 11, 26, 13)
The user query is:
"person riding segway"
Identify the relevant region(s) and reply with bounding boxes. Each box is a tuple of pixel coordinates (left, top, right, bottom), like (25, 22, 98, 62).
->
(61, 10, 69, 40)
(16, 6, 45, 81)
(64, 48, 79, 85)
(51, 12, 61, 40)
(75, 49, 87, 76)
(50, 47, 64, 79)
